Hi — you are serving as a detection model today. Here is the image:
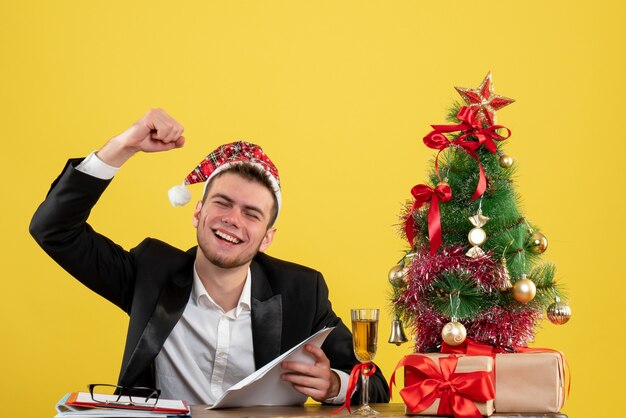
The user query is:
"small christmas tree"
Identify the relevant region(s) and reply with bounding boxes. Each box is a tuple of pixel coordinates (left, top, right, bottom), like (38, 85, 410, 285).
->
(389, 73, 572, 352)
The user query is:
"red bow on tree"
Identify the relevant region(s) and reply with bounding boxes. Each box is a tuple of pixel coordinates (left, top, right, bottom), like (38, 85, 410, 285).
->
(390, 355, 495, 418)
(405, 182, 452, 255)
(423, 106, 511, 201)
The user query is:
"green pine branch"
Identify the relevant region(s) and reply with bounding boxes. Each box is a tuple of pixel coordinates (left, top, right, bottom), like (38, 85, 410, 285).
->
(429, 270, 493, 319)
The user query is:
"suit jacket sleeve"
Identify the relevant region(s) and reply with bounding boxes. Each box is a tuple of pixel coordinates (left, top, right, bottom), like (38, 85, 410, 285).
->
(29, 158, 139, 312)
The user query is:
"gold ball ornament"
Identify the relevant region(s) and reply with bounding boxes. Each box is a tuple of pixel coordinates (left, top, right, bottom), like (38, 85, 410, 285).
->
(528, 231, 549, 254)
(513, 276, 536, 303)
(499, 154, 514, 168)
(388, 264, 408, 286)
(441, 321, 467, 346)
(547, 298, 572, 325)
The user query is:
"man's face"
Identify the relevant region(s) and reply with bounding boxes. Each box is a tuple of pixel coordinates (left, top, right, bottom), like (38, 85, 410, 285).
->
(193, 172, 276, 269)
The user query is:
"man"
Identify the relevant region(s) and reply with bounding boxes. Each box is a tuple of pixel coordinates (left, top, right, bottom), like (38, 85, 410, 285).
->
(30, 109, 389, 405)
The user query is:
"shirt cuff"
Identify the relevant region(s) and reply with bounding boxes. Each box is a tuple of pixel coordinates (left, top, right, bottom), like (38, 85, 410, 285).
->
(75, 151, 120, 180)
(324, 369, 350, 404)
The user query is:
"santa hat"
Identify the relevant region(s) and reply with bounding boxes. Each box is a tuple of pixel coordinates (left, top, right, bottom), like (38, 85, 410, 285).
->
(168, 141, 281, 215)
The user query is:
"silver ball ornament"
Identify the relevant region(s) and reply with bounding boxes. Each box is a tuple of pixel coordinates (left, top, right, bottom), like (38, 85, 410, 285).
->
(547, 299, 572, 325)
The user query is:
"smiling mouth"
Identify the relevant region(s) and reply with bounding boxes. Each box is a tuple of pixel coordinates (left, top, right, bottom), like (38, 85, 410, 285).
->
(214, 230, 242, 244)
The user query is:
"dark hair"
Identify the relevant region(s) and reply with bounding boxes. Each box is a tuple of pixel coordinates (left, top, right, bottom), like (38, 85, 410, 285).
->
(202, 164, 279, 227)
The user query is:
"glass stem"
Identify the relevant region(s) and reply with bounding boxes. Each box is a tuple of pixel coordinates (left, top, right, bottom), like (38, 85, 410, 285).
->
(360, 371, 370, 407)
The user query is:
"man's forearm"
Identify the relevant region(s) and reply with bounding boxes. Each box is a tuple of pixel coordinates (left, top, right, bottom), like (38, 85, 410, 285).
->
(96, 135, 140, 167)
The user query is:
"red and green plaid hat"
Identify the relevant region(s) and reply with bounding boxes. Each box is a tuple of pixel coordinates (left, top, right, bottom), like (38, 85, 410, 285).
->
(168, 141, 281, 215)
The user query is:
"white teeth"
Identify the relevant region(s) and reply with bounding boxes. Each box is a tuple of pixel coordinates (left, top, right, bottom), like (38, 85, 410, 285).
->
(215, 230, 241, 244)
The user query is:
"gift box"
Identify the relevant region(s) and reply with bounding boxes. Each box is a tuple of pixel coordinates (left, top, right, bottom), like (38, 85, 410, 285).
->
(399, 353, 495, 417)
(494, 352, 566, 413)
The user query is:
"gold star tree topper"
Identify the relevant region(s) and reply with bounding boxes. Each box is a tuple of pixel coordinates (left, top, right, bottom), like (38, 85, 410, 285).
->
(454, 72, 515, 126)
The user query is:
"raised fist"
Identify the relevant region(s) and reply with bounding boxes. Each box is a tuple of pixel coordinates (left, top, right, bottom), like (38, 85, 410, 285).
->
(97, 108, 185, 167)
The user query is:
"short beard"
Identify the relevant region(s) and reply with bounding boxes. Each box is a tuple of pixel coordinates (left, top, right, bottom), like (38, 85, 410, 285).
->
(204, 251, 253, 269)
(197, 234, 264, 270)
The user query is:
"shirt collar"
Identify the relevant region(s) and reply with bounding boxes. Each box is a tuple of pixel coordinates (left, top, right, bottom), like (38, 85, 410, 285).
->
(192, 266, 252, 316)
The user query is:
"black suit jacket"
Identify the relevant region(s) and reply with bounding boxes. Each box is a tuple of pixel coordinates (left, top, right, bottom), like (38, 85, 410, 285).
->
(30, 159, 390, 403)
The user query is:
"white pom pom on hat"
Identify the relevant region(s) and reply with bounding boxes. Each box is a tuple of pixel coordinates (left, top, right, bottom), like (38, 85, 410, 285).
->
(168, 141, 281, 215)
(168, 184, 192, 207)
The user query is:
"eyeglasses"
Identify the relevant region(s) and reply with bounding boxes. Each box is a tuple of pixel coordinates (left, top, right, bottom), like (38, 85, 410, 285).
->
(88, 384, 161, 408)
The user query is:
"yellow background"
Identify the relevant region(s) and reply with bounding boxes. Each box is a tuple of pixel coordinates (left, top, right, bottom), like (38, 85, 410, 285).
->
(1, 1, 623, 417)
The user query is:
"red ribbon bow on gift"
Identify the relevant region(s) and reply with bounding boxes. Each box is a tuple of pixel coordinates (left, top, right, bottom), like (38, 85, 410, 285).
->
(332, 362, 377, 414)
(423, 106, 511, 201)
(390, 355, 495, 418)
(405, 182, 452, 254)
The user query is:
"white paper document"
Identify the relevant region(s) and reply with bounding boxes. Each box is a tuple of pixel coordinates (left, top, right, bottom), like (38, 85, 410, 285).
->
(207, 327, 335, 409)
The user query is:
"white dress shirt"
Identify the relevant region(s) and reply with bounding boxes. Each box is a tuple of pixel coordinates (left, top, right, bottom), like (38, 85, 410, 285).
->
(154, 266, 256, 404)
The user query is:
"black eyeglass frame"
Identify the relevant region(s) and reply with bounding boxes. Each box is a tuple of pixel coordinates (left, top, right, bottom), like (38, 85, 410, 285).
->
(88, 383, 162, 409)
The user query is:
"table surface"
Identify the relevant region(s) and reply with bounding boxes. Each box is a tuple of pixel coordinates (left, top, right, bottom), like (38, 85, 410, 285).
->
(190, 403, 568, 417)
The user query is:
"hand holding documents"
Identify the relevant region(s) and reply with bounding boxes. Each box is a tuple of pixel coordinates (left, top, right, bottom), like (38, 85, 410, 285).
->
(207, 327, 335, 409)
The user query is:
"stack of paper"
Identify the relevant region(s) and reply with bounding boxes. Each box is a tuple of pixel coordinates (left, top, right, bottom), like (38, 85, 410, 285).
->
(55, 393, 190, 418)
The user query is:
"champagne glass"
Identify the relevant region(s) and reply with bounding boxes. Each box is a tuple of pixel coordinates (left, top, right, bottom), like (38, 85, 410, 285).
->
(350, 308, 379, 415)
